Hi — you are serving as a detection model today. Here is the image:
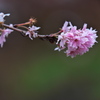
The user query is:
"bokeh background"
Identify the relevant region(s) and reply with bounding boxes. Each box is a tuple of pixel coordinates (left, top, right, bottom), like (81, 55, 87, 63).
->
(0, 0, 100, 100)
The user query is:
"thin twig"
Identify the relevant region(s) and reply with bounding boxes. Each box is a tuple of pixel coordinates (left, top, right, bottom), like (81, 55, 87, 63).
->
(2, 24, 59, 37)
(2, 24, 26, 34)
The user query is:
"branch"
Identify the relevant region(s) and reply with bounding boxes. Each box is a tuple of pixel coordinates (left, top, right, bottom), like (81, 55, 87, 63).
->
(0, 12, 98, 58)
(2, 24, 26, 35)
(2, 23, 59, 43)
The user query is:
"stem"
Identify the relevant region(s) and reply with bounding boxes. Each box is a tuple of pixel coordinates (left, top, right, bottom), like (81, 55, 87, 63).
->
(2, 23, 59, 43)
(14, 22, 30, 27)
(14, 18, 36, 27)
(2, 24, 26, 34)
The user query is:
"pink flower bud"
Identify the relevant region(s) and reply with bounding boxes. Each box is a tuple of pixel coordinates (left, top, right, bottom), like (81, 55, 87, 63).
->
(25, 25, 40, 40)
(0, 27, 13, 47)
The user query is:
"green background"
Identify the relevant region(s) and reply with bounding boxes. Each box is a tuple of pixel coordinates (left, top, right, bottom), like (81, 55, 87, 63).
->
(0, 0, 100, 100)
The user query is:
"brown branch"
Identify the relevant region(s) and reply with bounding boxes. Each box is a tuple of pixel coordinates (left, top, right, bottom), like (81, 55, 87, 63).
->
(2, 24, 26, 35)
(2, 23, 59, 36)
(14, 18, 36, 27)
(2, 23, 60, 43)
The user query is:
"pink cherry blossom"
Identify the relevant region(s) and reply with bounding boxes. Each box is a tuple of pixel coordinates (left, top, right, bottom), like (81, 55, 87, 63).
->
(0, 12, 10, 23)
(55, 21, 98, 58)
(25, 25, 40, 40)
(0, 28, 13, 47)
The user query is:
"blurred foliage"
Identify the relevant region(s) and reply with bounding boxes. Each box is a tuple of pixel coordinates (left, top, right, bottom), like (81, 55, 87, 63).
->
(0, 0, 100, 100)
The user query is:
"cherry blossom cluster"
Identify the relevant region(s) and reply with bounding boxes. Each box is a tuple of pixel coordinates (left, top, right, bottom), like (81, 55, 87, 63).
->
(55, 22, 98, 58)
(0, 12, 98, 58)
